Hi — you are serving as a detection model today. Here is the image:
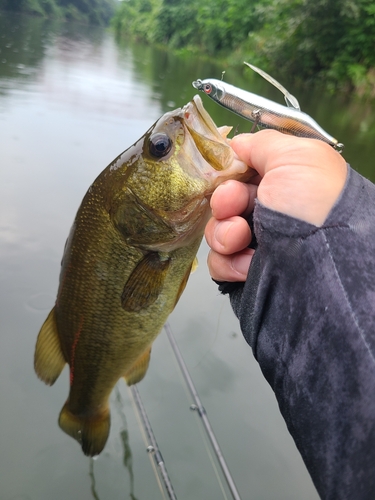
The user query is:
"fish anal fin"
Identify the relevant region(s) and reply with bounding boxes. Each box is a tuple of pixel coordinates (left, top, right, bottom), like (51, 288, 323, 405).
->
(59, 402, 110, 457)
(34, 306, 66, 385)
(121, 253, 170, 312)
(191, 256, 198, 273)
(124, 348, 151, 386)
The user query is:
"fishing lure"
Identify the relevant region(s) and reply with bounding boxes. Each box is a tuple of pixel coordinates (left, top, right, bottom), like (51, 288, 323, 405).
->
(193, 62, 344, 152)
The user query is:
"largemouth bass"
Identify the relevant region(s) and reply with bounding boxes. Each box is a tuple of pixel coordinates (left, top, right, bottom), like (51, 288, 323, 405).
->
(34, 95, 253, 456)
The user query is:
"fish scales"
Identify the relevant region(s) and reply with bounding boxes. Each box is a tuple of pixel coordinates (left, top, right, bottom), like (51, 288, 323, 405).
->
(56, 153, 203, 412)
(34, 95, 255, 456)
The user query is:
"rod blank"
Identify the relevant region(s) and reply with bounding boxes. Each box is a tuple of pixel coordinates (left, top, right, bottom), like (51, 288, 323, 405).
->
(164, 322, 242, 500)
(130, 384, 177, 500)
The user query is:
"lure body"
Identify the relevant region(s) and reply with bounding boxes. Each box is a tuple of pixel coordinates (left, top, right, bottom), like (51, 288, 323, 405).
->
(193, 69, 343, 151)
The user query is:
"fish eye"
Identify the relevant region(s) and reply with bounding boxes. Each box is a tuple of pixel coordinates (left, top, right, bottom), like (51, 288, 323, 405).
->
(203, 83, 212, 94)
(149, 133, 172, 158)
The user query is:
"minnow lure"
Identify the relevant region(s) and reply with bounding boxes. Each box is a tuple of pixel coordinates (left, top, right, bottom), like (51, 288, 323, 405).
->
(193, 62, 344, 152)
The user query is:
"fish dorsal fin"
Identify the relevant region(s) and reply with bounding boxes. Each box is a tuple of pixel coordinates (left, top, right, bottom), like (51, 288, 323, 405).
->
(124, 347, 152, 386)
(121, 252, 171, 312)
(34, 306, 66, 385)
(244, 62, 301, 111)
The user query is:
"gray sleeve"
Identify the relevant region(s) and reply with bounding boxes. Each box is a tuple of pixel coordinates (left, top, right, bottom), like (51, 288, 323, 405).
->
(224, 165, 375, 499)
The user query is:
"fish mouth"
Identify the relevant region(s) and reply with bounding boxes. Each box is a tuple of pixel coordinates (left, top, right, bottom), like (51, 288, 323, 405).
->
(183, 95, 223, 140)
(181, 95, 233, 172)
(181, 95, 254, 186)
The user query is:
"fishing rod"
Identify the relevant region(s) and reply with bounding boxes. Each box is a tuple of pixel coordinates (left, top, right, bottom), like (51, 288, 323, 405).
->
(130, 384, 178, 500)
(164, 322, 243, 500)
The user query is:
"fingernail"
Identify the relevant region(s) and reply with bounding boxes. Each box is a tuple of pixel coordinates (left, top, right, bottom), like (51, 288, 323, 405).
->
(214, 221, 233, 246)
(232, 252, 253, 276)
(210, 183, 227, 214)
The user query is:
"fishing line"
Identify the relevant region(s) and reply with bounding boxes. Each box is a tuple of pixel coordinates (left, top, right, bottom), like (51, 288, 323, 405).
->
(164, 322, 243, 500)
(129, 384, 178, 500)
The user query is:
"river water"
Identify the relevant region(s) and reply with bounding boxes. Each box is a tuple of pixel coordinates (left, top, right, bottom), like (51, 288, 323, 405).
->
(1, 12, 374, 500)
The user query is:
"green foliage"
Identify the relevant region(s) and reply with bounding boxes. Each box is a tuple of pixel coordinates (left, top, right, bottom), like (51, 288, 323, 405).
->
(250, 0, 375, 96)
(112, 0, 375, 96)
(153, 0, 199, 48)
(112, 0, 262, 52)
(112, 0, 162, 41)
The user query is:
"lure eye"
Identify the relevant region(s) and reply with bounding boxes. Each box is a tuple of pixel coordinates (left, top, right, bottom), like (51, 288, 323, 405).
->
(203, 83, 212, 94)
(149, 133, 172, 158)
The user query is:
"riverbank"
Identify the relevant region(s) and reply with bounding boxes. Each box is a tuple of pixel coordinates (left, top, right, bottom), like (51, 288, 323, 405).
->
(112, 0, 375, 99)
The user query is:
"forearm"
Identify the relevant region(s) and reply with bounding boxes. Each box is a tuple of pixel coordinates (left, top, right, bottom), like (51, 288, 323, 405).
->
(223, 166, 375, 499)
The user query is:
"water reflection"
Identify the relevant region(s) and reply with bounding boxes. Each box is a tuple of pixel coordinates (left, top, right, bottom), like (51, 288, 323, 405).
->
(89, 459, 102, 500)
(0, 12, 107, 99)
(114, 387, 139, 500)
(0, 13, 48, 87)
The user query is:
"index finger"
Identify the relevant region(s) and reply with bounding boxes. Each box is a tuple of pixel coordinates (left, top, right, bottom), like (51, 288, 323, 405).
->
(230, 130, 344, 175)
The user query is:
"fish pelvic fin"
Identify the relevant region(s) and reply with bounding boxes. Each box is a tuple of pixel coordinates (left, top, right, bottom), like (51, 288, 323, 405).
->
(59, 403, 110, 457)
(34, 306, 66, 385)
(124, 347, 151, 386)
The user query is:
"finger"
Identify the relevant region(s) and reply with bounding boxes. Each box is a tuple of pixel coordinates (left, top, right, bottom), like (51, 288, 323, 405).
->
(230, 130, 297, 175)
(230, 130, 346, 177)
(230, 130, 347, 226)
(210, 180, 258, 220)
(207, 248, 254, 282)
(205, 216, 252, 255)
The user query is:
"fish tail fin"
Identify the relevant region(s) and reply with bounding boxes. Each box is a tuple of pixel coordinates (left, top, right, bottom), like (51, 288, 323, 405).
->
(34, 306, 66, 385)
(58, 403, 110, 456)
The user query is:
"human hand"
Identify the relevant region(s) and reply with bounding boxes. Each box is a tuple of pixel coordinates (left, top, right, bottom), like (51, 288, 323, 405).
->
(205, 130, 347, 282)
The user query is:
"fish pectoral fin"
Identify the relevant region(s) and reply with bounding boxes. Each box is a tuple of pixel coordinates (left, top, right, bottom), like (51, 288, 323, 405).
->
(121, 252, 171, 312)
(59, 402, 110, 457)
(34, 306, 66, 385)
(124, 347, 152, 386)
